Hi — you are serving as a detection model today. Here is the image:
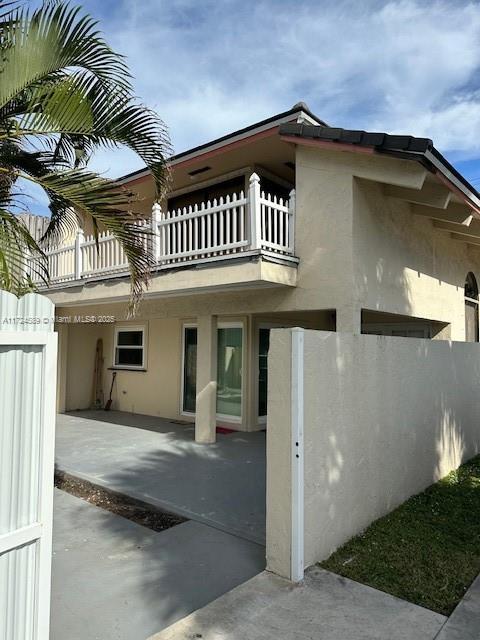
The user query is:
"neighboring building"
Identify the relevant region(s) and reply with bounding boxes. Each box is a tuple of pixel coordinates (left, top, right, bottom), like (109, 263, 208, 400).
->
(35, 102, 480, 442)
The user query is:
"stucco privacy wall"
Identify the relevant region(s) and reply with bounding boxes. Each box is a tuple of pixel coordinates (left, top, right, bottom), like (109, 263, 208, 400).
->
(267, 328, 480, 578)
(353, 179, 480, 340)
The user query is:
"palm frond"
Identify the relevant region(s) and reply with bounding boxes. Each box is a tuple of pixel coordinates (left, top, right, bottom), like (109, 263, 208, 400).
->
(24, 168, 154, 305)
(0, 1, 171, 307)
(0, 2, 131, 108)
(0, 207, 47, 292)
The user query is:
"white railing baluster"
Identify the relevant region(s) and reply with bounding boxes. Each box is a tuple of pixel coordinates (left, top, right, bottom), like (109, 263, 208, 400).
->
(273, 195, 278, 246)
(223, 196, 230, 254)
(182, 207, 187, 260)
(188, 205, 192, 260)
(206, 204, 211, 257)
(232, 192, 238, 248)
(152, 202, 162, 263)
(74, 228, 84, 279)
(239, 190, 245, 246)
(289, 188, 296, 253)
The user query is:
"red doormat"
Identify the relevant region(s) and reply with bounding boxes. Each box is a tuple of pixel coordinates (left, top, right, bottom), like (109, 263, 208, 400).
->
(216, 426, 236, 435)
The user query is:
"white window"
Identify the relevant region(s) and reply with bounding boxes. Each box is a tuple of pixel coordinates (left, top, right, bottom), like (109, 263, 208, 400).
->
(114, 326, 146, 369)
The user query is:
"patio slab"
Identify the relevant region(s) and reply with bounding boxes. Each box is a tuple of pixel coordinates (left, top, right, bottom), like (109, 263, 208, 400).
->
(55, 410, 266, 543)
(148, 567, 446, 640)
(51, 489, 265, 640)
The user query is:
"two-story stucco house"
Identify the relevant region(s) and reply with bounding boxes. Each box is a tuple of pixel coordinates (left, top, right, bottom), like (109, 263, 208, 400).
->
(39, 102, 480, 444)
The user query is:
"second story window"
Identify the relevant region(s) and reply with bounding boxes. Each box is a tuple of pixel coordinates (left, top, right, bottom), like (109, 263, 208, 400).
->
(465, 272, 479, 342)
(168, 176, 245, 211)
(114, 327, 146, 369)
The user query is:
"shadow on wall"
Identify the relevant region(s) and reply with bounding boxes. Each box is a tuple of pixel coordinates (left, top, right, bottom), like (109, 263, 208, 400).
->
(352, 178, 480, 324)
(53, 410, 266, 637)
(303, 331, 480, 565)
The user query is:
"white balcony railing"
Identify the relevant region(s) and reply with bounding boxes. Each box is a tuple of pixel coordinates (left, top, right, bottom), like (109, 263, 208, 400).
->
(29, 173, 296, 286)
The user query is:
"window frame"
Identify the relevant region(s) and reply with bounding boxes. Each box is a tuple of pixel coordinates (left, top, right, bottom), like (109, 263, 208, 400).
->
(465, 272, 479, 342)
(113, 325, 146, 370)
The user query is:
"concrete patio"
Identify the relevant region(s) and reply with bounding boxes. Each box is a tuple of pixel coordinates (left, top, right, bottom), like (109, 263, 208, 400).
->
(55, 410, 266, 543)
(148, 567, 447, 640)
(51, 489, 265, 640)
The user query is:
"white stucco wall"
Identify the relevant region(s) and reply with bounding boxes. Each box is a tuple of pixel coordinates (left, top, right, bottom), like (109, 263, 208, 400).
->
(267, 328, 480, 578)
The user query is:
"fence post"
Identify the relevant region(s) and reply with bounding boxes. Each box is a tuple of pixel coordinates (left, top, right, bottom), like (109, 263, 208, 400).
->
(288, 188, 296, 253)
(290, 327, 305, 582)
(151, 202, 162, 263)
(248, 172, 261, 251)
(74, 227, 84, 280)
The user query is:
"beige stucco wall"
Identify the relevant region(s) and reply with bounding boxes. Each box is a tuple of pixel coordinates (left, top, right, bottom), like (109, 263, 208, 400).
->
(64, 317, 182, 419)
(294, 145, 480, 338)
(60, 298, 334, 428)
(54, 143, 480, 429)
(267, 328, 480, 578)
(353, 179, 480, 340)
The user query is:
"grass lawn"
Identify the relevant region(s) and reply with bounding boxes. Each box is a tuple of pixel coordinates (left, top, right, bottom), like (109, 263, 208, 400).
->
(320, 456, 480, 615)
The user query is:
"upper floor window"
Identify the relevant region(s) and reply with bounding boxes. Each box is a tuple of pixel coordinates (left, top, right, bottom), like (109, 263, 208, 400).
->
(465, 272, 478, 301)
(168, 176, 245, 212)
(465, 272, 479, 342)
(114, 326, 146, 369)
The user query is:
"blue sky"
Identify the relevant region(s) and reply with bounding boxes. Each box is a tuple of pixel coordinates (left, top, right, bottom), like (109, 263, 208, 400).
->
(28, 0, 480, 213)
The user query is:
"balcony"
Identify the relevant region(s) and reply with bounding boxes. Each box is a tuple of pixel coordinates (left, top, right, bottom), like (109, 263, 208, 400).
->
(31, 173, 296, 290)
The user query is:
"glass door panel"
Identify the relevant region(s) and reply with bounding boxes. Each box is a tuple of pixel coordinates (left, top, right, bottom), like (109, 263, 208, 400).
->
(217, 327, 243, 418)
(182, 327, 197, 413)
(258, 328, 270, 417)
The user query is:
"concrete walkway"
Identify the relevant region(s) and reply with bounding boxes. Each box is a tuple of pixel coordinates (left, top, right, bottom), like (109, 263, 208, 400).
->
(51, 489, 265, 640)
(435, 574, 480, 640)
(148, 567, 446, 640)
(55, 410, 266, 544)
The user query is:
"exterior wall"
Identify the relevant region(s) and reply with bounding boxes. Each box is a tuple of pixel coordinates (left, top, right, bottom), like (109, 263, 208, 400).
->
(267, 328, 480, 578)
(353, 179, 480, 340)
(60, 297, 334, 428)
(55, 143, 480, 428)
(64, 318, 182, 419)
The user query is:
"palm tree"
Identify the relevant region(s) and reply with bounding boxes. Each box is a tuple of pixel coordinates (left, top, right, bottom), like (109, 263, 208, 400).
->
(0, 1, 171, 306)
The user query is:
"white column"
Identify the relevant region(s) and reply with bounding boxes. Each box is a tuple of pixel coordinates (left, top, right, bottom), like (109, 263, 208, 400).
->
(248, 172, 261, 250)
(74, 227, 84, 280)
(195, 315, 217, 444)
(151, 202, 162, 263)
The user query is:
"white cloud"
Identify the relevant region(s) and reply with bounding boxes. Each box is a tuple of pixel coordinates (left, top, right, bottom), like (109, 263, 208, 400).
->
(81, 0, 480, 177)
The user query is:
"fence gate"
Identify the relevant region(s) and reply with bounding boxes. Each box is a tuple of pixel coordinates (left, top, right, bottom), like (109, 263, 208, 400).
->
(0, 292, 57, 640)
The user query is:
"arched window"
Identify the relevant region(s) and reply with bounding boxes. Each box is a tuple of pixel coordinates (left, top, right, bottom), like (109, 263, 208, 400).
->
(465, 272, 479, 342)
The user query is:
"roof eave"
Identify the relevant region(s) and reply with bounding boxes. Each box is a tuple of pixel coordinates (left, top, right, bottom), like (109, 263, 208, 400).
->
(116, 105, 324, 187)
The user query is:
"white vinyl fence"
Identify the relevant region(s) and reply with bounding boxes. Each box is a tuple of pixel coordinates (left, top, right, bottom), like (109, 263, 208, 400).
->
(0, 291, 57, 640)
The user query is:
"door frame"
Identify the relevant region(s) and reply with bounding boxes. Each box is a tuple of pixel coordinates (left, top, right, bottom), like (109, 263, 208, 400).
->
(180, 319, 247, 424)
(180, 322, 197, 419)
(253, 321, 290, 425)
(216, 320, 245, 424)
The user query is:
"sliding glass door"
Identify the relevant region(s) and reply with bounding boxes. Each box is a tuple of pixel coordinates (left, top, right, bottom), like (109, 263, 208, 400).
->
(258, 328, 270, 419)
(182, 326, 197, 413)
(182, 323, 244, 421)
(216, 325, 243, 420)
